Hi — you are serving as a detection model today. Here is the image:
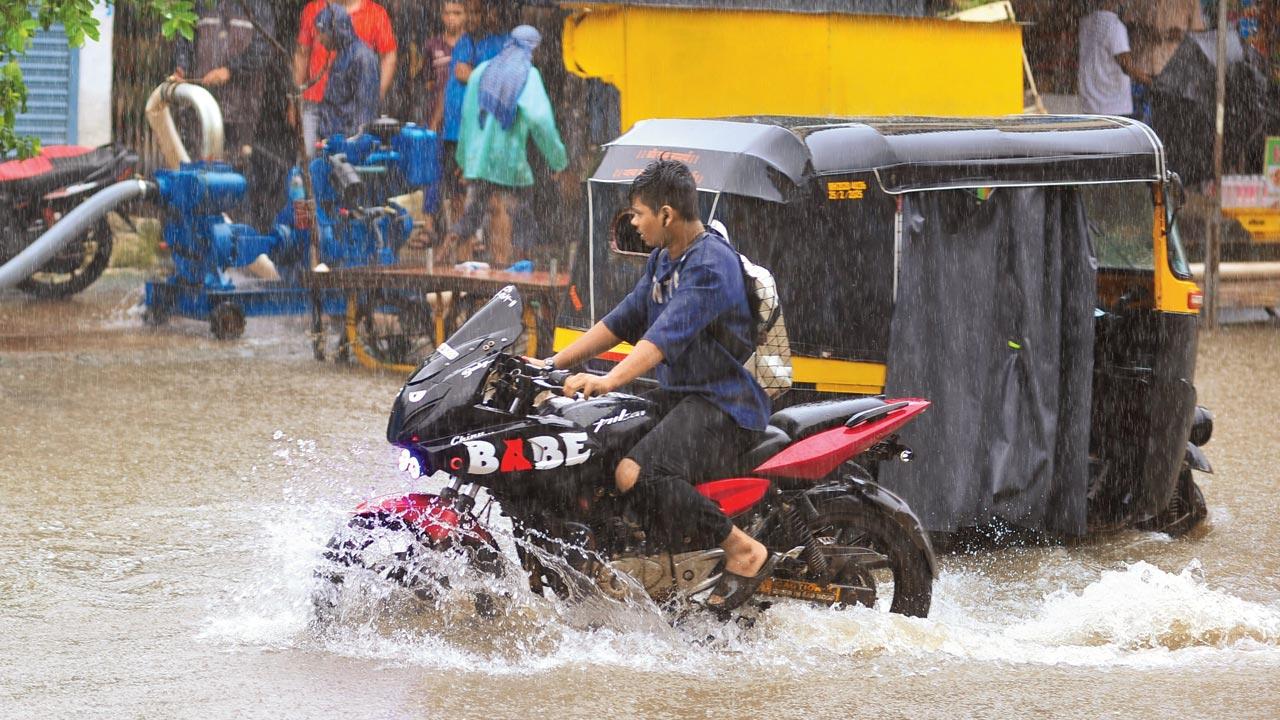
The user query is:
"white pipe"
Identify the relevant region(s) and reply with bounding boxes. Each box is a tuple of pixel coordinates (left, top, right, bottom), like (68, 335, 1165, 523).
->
(0, 180, 155, 290)
(145, 81, 225, 169)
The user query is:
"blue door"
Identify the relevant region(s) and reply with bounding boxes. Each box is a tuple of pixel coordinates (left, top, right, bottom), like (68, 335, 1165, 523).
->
(14, 26, 80, 146)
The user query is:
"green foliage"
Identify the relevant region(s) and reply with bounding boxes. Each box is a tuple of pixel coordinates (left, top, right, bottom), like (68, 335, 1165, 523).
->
(0, 0, 196, 158)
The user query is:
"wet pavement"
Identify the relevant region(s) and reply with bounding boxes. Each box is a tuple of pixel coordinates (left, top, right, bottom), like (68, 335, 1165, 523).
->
(2, 270, 1279, 719)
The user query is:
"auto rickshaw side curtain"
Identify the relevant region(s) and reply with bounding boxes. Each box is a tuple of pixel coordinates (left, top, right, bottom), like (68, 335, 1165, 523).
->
(881, 187, 1096, 536)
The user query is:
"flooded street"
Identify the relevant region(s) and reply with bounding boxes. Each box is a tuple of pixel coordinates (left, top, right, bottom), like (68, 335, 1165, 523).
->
(3, 271, 1279, 719)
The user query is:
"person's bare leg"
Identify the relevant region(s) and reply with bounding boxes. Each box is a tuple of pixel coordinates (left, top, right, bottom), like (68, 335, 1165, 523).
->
(720, 526, 768, 577)
(488, 192, 514, 266)
(616, 458, 640, 493)
(615, 459, 767, 576)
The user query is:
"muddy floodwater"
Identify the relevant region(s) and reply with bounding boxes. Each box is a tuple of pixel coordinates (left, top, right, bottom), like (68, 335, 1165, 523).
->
(2, 271, 1279, 719)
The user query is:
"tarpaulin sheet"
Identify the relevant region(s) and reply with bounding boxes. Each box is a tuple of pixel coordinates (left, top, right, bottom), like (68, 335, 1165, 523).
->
(880, 187, 1096, 536)
(1151, 30, 1270, 184)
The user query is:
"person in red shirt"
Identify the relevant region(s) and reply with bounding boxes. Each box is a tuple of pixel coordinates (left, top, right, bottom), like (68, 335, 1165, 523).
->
(293, 0, 398, 153)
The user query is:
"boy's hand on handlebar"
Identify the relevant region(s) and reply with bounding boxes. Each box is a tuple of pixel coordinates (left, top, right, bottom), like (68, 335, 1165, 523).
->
(563, 373, 614, 399)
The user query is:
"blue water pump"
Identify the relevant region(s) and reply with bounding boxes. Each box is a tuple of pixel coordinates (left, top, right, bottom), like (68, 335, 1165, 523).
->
(144, 118, 438, 340)
(283, 117, 439, 270)
(153, 164, 302, 289)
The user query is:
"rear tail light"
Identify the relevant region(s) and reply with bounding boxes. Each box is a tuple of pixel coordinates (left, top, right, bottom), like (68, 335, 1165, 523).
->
(1188, 290, 1204, 311)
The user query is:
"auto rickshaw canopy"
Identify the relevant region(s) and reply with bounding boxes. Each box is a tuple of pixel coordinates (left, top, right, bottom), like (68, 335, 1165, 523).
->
(591, 115, 1169, 200)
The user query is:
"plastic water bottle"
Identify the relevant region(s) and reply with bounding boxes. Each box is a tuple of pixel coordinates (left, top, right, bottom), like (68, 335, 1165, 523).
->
(288, 172, 305, 202)
(289, 172, 313, 231)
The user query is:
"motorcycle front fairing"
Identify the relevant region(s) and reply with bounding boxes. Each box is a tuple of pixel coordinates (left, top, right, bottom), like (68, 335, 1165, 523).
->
(387, 286, 527, 446)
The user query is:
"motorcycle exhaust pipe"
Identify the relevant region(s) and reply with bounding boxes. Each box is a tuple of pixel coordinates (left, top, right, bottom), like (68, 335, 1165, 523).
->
(145, 80, 226, 168)
(0, 179, 156, 291)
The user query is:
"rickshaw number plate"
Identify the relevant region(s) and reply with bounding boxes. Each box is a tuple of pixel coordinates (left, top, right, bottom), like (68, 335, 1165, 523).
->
(827, 180, 867, 201)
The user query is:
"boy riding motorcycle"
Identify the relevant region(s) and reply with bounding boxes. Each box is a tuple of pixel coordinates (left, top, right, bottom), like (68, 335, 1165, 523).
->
(544, 159, 777, 610)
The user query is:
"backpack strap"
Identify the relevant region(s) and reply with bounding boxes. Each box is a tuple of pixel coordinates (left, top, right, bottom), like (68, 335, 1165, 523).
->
(702, 230, 756, 363)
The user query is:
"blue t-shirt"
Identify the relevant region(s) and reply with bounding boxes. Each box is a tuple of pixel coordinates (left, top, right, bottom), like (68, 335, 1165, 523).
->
(602, 230, 771, 431)
(442, 32, 509, 142)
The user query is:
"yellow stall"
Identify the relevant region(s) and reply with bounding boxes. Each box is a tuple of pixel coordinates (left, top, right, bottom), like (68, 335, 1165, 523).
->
(560, 0, 1026, 128)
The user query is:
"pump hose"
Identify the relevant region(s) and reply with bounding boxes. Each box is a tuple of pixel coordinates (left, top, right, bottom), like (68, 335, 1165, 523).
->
(0, 179, 156, 291)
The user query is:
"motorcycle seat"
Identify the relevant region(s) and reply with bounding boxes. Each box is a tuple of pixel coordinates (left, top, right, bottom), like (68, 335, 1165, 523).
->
(768, 397, 887, 441)
(741, 425, 792, 471)
(0, 145, 122, 199)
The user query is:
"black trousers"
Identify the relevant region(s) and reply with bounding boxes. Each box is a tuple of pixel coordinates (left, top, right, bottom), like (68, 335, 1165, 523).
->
(623, 390, 760, 549)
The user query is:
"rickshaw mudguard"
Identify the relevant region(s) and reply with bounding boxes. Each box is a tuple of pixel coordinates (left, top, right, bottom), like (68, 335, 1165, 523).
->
(1138, 313, 1201, 515)
(803, 480, 938, 578)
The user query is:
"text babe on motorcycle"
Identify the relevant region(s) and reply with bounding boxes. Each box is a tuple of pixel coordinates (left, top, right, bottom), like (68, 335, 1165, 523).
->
(545, 159, 777, 610)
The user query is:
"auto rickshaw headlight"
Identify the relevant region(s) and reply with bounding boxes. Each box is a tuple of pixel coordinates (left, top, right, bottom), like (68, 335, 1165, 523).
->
(1190, 405, 1214, 447)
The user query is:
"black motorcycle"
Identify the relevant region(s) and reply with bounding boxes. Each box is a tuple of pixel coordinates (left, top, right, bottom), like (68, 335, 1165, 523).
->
(0, 144, 138, 298)
(320, 286, 938, 618)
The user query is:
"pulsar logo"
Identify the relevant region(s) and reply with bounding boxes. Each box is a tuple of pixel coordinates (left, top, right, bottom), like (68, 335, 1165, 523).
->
(457, 358, 492, 378)
(494, 285, 519, 308)
(592, 409, 647, 433)
(460, 432, 591, 475)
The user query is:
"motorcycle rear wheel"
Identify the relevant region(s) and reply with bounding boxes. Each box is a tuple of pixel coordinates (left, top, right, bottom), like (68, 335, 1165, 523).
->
(801, 496, 933, 618)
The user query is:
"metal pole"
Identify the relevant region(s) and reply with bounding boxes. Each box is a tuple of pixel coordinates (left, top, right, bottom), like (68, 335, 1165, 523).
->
(233, 0, 326, 356)
(1204, 0, 1229, 326)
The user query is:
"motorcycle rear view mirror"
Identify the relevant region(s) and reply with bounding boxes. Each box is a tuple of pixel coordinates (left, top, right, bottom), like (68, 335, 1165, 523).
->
(1166, 172, 1186, 220)
(610, 209, 648, 256)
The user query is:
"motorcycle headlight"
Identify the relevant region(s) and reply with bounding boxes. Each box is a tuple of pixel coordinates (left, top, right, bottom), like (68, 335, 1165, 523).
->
(397, 448, 425, 478)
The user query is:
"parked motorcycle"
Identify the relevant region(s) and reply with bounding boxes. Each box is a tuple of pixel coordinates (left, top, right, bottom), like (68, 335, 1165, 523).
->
(0, 144, 138, 298)
(320, 286, 937, 618)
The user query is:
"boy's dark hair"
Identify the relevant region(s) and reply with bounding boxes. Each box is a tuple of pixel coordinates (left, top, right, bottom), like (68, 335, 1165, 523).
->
(630, 159, 699, 221)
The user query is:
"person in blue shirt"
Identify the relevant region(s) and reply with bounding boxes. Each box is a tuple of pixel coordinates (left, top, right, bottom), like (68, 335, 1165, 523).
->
(438, 1, 513, 218)
(314, 3, 381, 139)
(545, 159, 777, 611)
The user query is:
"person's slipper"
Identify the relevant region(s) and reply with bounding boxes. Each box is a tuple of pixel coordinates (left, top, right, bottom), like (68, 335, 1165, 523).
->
(706, 552, 779, 611)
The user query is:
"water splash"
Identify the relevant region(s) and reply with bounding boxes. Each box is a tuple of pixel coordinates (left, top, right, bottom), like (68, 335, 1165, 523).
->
(1008, 560, 1280, 651)
(200, 437, 1280, 675)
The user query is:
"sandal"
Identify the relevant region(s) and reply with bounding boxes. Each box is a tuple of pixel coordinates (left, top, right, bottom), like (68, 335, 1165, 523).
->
(706, 552, 779, 611)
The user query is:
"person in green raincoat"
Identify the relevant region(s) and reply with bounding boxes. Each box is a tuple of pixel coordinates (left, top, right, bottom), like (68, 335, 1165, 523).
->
(444, 25, 568, 266)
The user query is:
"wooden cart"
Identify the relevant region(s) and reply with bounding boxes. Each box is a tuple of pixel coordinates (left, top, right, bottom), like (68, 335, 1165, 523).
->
(302, 266, 569, 373)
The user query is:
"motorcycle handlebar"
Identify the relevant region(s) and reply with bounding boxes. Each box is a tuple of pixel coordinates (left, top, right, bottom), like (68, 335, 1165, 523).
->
(522, 360, 600, 396)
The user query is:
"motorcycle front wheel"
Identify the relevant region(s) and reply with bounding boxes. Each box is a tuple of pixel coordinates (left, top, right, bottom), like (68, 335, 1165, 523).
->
(797, 495, 933, 618)
(315, 510, 505, 618)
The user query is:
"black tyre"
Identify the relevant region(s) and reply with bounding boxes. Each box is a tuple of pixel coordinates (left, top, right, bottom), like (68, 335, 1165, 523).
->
(1136, 467, 1208, 537)
(15, 217, 113, 299)
(142, 303, 170, 327)
(799, 495, 933, 617)
(318, 511, 504, 604)
(209, 302, 246, 340)
(352, 291, 436, 366)
(323, 512, 438, 585)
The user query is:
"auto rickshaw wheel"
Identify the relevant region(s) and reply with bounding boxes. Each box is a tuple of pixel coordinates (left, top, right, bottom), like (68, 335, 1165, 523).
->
(1136, 467, 1207, 537)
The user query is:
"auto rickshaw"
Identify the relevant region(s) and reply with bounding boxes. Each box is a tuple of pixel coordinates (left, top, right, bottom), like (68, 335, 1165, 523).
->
(554, 115, 1213, 539)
